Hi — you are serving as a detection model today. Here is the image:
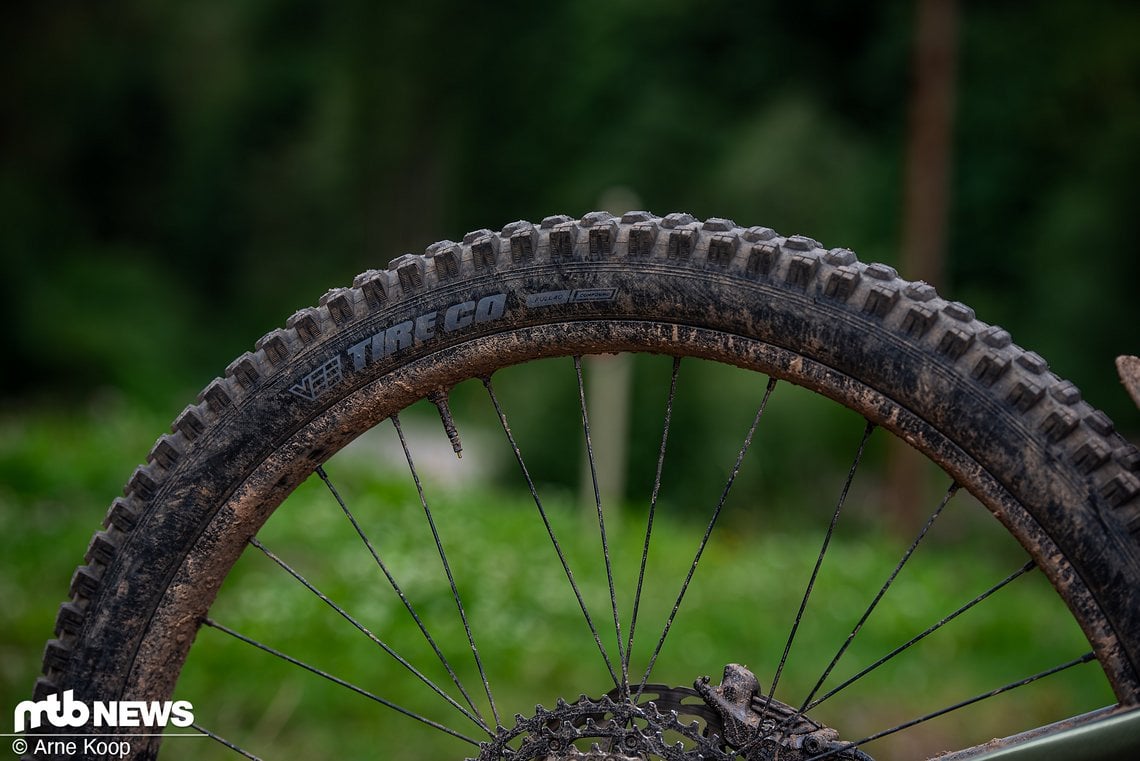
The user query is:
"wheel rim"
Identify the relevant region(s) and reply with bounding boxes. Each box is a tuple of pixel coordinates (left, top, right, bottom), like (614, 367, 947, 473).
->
(102, 322, 1134, 759)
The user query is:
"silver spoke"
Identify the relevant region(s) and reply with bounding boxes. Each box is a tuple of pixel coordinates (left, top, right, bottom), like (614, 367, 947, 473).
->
(575, 355, 628, 695)
(202, 619, 481, 746)
(315, 464, 487, 727)
(806, 559, 1038, 711)
(391, 413, 501, 728)
(801, 481, 961, 710)
(192, 722, 264, 760)
(763, 420, 875, 710)
(804, 652, 1097, 761)
(635, 376, 778, 699)
(483, 374, 621, 690)
(625, 356, 682, 689)
(248, 536, 490, 734)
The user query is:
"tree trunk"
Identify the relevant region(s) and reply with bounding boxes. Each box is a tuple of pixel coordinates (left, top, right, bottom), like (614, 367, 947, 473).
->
(888, 0, 959, 531)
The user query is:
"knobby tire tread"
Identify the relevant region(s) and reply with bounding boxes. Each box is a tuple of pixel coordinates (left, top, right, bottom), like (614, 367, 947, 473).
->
(33, 211, 1140, 759)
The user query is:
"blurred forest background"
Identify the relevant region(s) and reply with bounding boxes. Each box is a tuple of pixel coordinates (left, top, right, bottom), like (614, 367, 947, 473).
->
(1, 0, 1138, 757)
(1, 0, 1137, 419)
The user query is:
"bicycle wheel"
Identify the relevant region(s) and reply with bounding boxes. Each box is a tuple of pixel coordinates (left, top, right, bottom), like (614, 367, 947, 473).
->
(30, 211, 1140, 760)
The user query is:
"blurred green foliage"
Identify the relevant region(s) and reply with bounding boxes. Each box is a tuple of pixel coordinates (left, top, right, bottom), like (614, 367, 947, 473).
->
(1, 0, 1136, 422)
(0, 348, 1119, 759)
(0, 398, 1110, 759)
(141, 413, 1115, 759)
(1, 2, 1137, 757)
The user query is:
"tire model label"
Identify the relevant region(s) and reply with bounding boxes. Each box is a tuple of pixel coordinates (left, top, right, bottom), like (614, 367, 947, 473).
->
(288, 287, 618, 402)
(289, 293, 508, 401)
(524, 288, 616, 307)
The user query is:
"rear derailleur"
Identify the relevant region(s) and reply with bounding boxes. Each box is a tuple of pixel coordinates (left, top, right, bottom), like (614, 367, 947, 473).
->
(474, 663, 871, 760)
(694, 663, 874, 761)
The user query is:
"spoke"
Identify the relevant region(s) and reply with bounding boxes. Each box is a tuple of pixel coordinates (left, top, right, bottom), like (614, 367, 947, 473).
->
(575, 355, 628, 696)
(804, 652, 1097, 761)
(763, 420, 876, 713)
(314, 464, 487, 727)
(192, 722, 264, 760)
(391, 413, 501, 728)
(248, 537, 490, 734)
(806, 559, 1038, 711)
(625, 356, 681, 686)
(202, 619, 481, 746)
(483, 375, 621, 690)
(635, 376, 779, 699)
(800, 481, 960, 710)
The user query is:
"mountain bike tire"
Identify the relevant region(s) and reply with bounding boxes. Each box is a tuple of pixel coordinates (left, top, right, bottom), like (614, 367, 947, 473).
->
(32, 211, 1140, 760)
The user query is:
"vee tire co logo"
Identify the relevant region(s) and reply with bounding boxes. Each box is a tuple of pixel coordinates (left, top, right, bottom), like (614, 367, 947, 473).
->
(289, 292, 508, 402)
(13, 690, 194, 732)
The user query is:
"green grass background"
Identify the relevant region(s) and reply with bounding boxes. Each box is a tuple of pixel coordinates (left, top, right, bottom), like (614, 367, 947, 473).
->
(0, 362, 1115, 760)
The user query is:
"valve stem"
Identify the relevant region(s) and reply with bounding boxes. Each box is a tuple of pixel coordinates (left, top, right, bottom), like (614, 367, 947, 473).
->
(430, 391, 463, 458)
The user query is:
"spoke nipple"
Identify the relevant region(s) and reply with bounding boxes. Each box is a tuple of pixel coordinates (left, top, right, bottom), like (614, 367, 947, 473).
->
(429, 391, 463, 457)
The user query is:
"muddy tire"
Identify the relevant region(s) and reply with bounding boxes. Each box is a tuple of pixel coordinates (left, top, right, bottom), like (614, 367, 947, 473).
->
(34, 211, 1140, 759)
